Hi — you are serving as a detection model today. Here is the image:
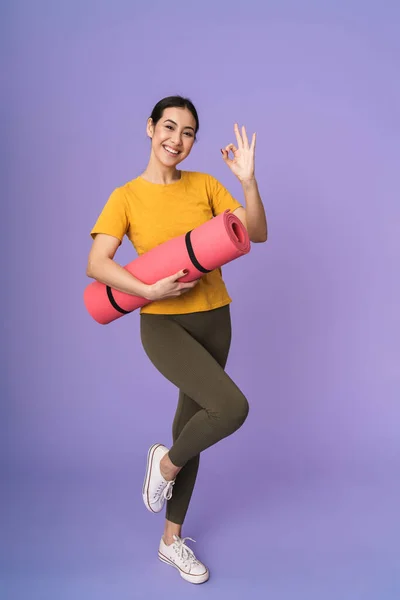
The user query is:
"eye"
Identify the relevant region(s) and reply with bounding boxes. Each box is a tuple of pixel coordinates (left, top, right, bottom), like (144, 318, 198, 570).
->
(184, 132, 194, 137)
(165, 125, 173, 130)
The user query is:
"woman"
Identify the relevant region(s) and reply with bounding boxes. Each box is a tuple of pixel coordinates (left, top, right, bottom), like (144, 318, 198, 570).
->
(86, 96, 267, 584)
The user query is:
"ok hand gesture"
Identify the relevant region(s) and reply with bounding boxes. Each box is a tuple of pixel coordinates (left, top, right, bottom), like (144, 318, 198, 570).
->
(221, 123, 256, 183)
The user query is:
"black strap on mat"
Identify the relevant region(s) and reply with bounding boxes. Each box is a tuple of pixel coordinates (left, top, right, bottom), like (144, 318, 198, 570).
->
(106, 286, 133, 315)
(185, 230, 211, 274)
(106, 229, 210, 313)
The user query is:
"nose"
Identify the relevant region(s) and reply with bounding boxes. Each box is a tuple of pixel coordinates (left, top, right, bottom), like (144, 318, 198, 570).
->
(170, 131, 182, 146)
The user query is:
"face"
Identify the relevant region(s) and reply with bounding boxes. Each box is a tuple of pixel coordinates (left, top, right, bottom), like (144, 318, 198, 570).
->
(147, 106, 196, 167)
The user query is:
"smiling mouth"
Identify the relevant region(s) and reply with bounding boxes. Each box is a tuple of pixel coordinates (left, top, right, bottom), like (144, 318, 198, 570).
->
(163, 145, 181, 156)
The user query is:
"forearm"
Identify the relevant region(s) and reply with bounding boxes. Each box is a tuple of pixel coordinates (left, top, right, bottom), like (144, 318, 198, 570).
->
(242, 178, 268, 242)
(86, 257, 151, 299)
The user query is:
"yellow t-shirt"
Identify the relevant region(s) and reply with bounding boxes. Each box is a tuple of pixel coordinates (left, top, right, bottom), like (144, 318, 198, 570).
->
(90, 170, 242, 315)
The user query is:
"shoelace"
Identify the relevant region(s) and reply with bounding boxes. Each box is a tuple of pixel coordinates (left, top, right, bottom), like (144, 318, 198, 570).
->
(154, 479, 175, 501)
(173, 536, 199, 571)
(163, 480, 175, 500)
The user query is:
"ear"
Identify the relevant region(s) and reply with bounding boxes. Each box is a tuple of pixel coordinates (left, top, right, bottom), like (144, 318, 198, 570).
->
(146, 118, 154, 139)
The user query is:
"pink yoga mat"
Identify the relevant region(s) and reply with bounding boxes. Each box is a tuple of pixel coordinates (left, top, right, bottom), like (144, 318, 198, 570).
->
(84, 210, 250, 324)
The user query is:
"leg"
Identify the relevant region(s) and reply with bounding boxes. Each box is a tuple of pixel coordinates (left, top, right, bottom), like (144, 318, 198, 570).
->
(164, 392, 201, 537)
(140, 306, 248, 526)
(165, 308, 233, 526)
(142, 326, 248, 467)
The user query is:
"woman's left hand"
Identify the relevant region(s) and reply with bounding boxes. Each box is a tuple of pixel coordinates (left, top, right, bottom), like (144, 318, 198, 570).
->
(221, 123, 256, 183)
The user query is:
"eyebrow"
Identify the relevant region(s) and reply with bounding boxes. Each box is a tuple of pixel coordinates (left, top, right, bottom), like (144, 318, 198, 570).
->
(163, 119, 195, 132)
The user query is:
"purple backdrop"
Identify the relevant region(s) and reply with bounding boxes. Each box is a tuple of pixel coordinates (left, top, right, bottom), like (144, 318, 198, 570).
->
(2, 1, 400, 598)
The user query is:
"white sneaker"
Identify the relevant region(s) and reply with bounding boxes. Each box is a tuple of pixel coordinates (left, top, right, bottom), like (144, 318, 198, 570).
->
(158, 535, 209, 584)
(142, 443, 175, 513)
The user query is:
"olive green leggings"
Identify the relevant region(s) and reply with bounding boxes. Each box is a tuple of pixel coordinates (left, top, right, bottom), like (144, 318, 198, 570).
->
(140, 304, 249, 525)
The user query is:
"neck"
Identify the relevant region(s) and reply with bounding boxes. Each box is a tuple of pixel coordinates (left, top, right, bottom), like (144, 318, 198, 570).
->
(141, 156, 181, 185)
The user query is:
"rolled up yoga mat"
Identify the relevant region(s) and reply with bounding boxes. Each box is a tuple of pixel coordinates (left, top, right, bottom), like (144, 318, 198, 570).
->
(84, 209, 250, 324)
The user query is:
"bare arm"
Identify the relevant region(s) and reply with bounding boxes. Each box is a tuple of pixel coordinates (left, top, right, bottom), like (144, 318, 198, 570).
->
(221, 124, 267, 243)
(233, 179, 267, 243)
(86, 233, 198, 301)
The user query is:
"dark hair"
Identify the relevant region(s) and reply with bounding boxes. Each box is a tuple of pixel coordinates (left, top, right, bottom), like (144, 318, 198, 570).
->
(149, 95, 200, 138)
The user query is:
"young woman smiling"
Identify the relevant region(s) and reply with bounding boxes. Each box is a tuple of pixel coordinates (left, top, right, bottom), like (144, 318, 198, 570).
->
(87, 96, 267, 584)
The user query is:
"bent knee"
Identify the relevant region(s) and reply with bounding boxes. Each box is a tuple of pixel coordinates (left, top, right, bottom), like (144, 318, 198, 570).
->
(223, 392, 249, 431)
(235, 393, 250, 426)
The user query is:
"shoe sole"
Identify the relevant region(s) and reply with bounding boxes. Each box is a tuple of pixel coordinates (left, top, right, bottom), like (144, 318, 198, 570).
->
(142, 443, 164, 513)
(158, 551, 210, 584)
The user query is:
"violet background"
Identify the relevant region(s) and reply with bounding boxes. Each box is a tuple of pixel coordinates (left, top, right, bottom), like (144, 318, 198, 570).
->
(2, 1, 400, 598)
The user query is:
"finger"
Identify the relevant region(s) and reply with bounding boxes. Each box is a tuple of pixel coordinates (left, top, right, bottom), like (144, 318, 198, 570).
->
(171, 269, 187, 281)
(220, 147, 233, 164)
(250, 132, 256, 151)
(182, 280, 198, 288)
(179, 282, 197, 294)
(234, 123, 243, 149)
(225, 143, 238, 154)
(242, 125, 249, 149)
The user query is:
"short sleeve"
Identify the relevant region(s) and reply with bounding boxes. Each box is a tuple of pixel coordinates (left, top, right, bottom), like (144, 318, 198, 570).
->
(90, 187, 129, 242)
(206, 175, 242, 217)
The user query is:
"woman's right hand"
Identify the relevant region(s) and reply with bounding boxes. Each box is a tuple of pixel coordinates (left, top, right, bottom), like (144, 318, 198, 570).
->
(145, 269, 199, 302)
